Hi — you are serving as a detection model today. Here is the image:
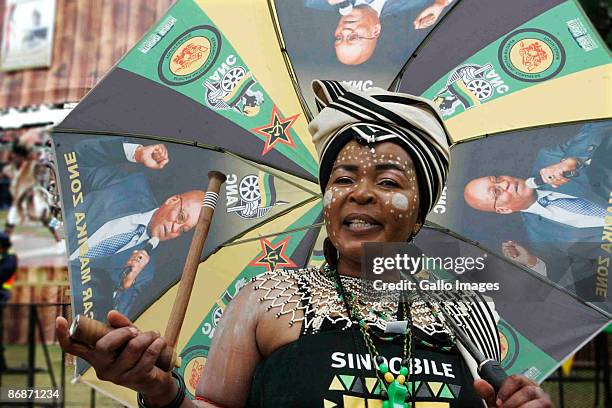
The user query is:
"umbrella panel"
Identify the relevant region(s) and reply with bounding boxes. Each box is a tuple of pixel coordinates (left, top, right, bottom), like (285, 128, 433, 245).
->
(399, 0, 610, 142)
(398, 0, 568, 95)
(272, 0, 459, 117)
(427, 120, 612, 314)
(414, 227, 610, 381)
(52, 132, 319, 329)
(59, 0, 319, 181)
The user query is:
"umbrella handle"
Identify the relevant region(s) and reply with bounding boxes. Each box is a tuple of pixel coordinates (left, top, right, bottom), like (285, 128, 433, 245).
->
(164, 171, 227, 359)
(69, 171, 227, 372)
(478, 359, 509, 394)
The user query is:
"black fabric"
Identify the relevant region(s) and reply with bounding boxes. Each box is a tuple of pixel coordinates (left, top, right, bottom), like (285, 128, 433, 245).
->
(0, 254, 17, 285)
(246, 329, 482, 407)
(248, 271, 482, 407)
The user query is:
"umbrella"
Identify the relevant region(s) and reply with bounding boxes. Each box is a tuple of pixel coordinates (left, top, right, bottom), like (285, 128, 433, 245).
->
(51, 0, 610, 404)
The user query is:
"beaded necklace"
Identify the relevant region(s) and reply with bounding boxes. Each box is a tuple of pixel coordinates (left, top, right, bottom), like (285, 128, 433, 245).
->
(331, 267, 413, 407)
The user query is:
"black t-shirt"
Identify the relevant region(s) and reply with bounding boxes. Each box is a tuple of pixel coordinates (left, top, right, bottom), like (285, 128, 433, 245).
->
(247, 328, 483, 407)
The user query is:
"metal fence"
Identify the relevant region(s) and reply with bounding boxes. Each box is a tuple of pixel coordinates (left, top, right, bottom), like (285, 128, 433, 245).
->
(0, 303, 122, 407)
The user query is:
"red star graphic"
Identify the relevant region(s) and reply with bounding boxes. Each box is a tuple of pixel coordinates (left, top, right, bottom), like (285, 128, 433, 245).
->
(249, 237, 297, 272)
(251, 105, 299, 155)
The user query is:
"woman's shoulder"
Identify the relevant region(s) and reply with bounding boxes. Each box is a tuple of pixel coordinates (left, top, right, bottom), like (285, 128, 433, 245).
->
(246, 268, 325, 356)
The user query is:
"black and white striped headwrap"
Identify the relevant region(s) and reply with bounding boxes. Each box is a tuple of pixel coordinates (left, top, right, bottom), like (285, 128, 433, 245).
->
(308, 80, 451, 219)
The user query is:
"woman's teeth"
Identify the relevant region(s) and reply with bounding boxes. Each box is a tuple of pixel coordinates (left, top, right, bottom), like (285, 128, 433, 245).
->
(347, 219, 376, 230)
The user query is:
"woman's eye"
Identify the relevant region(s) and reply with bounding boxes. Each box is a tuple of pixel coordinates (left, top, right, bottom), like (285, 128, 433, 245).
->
(334, 177, 353, 184)
(379, 179, 399, 187)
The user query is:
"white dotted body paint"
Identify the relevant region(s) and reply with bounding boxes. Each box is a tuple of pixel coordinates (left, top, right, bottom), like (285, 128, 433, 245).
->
(323, 190, 333, 208)
(391, 193, 409, 211)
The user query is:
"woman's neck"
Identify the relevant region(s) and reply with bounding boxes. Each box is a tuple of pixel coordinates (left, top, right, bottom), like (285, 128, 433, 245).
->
(336, 256, 362, 278)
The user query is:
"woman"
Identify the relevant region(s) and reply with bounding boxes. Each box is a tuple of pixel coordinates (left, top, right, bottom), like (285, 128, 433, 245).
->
(56, 81, 552, 407)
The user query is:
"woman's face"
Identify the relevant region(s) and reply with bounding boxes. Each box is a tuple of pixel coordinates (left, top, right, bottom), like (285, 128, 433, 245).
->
(323, 140, 421, 263)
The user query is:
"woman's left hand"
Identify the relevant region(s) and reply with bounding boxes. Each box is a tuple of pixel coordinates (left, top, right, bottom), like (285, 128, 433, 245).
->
(474, 375, 552, 407)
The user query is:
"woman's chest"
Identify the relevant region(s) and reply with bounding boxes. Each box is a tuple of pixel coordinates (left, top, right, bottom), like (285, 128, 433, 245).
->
(248, 331, 483, 408)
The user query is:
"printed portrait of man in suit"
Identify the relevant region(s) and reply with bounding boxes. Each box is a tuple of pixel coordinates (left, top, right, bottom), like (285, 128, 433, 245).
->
(305, 0, 452, 65)
(462, 121, 610, 300)
(65, 137, 204, 317)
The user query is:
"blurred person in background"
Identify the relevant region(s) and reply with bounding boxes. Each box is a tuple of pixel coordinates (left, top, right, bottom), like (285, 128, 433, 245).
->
(0, 233, 17, 372)
(3, 143, 62, 243)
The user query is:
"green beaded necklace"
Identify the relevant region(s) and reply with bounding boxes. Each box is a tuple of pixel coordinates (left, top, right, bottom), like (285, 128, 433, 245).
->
(330, 268, 412, 408)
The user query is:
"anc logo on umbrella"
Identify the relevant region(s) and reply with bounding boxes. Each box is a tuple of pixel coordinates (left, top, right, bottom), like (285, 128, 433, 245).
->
(158, 25, 222, 86)
(179, 345, 209, 397)
(249, 237, 297, 272)
(498, 28, 565, 83)
(225, 172, 288, 220)
(251, 105, 299, 155)
(431, 62, 511, 117)
(203, 54, 265, 117)
(498, 321, 520, 370)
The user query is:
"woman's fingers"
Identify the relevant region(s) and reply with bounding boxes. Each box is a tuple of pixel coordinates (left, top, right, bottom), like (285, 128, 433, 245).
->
(107, 309, 134, 328)
(55, 313, 171, 394)
(502, 384, 551, 408)
(473, 379, 497, 407)
(497, 375, 552, 407)
(55, 316, 94, 359)
(111, 331, 161, 376)
(96, 326, 138, 353)
(123, 336, 167, 382)
(515, 400, 553, 408)
(498, 375, 530, 402)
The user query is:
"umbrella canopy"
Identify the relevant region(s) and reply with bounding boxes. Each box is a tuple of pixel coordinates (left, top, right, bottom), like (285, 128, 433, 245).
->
(397, 0, 610, 142)
(395, 0, 611, 312)
(271, 0, 459, 117)
(51, 0, 610, 405)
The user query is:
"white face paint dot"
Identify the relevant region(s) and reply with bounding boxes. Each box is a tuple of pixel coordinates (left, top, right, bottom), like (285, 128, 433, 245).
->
(323, 190, 333, 208)
(391, 193, 409, 211)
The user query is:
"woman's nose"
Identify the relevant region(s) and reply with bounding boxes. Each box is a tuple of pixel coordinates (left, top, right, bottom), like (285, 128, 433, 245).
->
(349, 180, 376, 204)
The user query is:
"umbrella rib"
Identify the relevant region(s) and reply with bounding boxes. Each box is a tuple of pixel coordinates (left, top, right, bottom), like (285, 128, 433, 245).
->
(450, 118, 612, 147)
(265, 0, 314, 121)
(422, 222, 612, 319)
(223, 222, 325, 247)
(389, 0, 463, 92)
(224, 150, 321, 197)
(53, 127, 222, 151)
(53, 127, 319, 184)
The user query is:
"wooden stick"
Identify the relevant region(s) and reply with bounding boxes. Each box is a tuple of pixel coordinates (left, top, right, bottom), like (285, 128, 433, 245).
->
(70, 171, 226, 371)
(164, 171, 226, 351)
